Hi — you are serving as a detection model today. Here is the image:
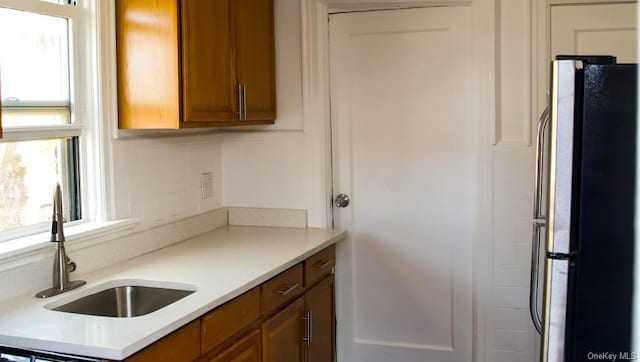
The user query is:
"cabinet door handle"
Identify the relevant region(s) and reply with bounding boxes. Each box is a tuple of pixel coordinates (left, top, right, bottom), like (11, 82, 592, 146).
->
(309, 309, 313, 345)
(277, 283, 299, 296)
(302, 310, 311, 348)
(314, 260, 333, 270)
(238, 84, 244, 120)
(242, 84, 248, 120)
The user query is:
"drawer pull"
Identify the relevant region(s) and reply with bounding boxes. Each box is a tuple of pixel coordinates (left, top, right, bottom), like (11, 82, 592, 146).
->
(277, 283, 299, 296)
(314, 260, 333, 270)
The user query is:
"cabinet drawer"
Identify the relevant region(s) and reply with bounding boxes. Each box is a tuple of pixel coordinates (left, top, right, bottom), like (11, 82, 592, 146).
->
(205, 328, 261, 362)
(201, 288, 260, 354)
(304, 245, 335, 287)
(261, 264, 303, 315)
(126, 320, 200, 362)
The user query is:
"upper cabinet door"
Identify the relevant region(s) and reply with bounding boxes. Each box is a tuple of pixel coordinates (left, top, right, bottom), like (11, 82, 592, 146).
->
(181, 0, 238, 123)
(116, 0, 181, 129)
(234, 0, 277, 121)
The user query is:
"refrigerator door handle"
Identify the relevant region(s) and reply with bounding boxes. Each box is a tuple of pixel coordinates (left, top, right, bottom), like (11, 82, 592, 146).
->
(533, 107, 550, 222)
(530, 106, 550, 335)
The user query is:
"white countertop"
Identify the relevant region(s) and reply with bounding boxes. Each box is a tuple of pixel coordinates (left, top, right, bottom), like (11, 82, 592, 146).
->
(0, 226, 345, 360)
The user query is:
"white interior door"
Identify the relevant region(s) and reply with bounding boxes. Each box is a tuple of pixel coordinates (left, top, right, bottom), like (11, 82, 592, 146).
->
(330, 7, 473, 362)
(551, 3, 638, 62)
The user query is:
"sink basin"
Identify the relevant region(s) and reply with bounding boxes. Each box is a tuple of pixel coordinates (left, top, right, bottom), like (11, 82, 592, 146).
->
(50, 285, 195, 318)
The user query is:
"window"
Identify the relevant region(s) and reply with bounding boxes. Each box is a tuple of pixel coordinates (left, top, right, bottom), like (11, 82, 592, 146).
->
(0, 0, 96, 240)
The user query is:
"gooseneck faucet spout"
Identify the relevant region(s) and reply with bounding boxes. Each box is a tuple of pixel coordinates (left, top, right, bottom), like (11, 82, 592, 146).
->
(35, 183, 86, 298)
(50, 183, 66, 243)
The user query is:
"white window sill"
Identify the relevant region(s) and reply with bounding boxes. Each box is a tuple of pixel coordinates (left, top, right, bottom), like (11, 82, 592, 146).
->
(0, 219, 138, 266)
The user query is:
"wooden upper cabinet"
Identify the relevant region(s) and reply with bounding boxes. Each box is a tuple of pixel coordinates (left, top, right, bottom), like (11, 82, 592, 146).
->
(181, 0, 237, 123)
(116, 0, 181, 129)
(234, 0, 277, 121)
(116, 0, 276, 129)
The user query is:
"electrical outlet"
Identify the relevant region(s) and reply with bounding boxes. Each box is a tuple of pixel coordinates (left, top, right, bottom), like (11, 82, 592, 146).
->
(200, 172, 213, 200)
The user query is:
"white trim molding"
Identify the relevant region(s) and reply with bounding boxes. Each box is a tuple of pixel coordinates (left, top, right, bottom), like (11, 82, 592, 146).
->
(301, 0, 333, 228)
(326, 0, 472, 12)
(470, 1, 497, 361)
(96, 0, 119, 221)
(550, 0, 637, 4)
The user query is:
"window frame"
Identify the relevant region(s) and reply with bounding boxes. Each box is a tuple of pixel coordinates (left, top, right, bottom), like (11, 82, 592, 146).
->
(0, 0, 107, 242)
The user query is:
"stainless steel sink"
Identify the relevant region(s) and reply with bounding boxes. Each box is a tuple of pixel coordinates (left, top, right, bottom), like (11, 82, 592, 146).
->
(51, 285, 194, 317)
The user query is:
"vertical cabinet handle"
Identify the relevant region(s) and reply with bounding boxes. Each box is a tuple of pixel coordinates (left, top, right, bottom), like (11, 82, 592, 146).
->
(237, 84, 248, 120)
(238, 84, 244, 120)
(242, 84, 248, 120)
(309, 309, 313, 345)
(302, 310, 311, 348)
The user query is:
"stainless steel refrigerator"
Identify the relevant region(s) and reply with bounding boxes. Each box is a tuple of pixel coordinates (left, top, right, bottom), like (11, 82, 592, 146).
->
(529, 56, 637, 362)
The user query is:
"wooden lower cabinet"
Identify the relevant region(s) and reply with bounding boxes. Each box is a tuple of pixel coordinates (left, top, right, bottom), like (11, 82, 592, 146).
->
(261, 275, 336, 362)
(262, 297, 305, 362)
(201, 288, 261, 354)
(305, 276, 335, 362)
(205, 329, 261, 362)
(125, 320, 200, 362)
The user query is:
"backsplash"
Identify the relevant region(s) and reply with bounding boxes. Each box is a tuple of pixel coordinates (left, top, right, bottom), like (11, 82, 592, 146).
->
(111, 134, 224, 228)
(0, 208, 228, 303)
(228, 207, 307, 228)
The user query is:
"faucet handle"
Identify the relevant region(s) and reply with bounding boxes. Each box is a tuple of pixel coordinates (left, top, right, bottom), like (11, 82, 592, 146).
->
(66, 256, 77, 273)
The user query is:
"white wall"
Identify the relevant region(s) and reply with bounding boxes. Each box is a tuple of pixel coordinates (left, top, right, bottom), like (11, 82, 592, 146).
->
(222, 0, 316, 214)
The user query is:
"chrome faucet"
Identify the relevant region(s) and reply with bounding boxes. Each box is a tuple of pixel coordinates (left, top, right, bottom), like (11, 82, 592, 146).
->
(35, 183, 86, 298)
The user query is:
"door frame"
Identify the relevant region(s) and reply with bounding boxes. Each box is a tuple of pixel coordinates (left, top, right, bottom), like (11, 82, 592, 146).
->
(300, 0, 496, 361)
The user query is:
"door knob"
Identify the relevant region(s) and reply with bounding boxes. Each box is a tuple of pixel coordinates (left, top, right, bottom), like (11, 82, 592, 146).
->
(334, 194, 350, 208)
